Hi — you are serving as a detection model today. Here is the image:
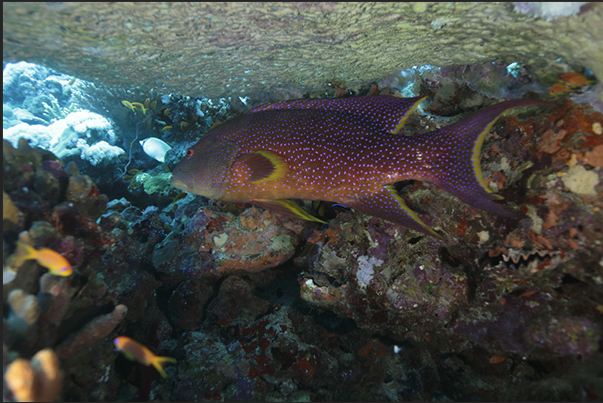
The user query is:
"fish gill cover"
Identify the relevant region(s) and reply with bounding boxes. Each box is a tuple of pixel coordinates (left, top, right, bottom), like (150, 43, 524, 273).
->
(3, 3, 603, 403)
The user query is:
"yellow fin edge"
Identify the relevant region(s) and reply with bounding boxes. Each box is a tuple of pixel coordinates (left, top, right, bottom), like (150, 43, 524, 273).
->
(277, 200, 326, 224)
(472, 116, 505, 200)
(249, 150, 289, 183)
(256, 199, 326, 224)
(385, 185, 441, 237)
(390, 96, 427, 135)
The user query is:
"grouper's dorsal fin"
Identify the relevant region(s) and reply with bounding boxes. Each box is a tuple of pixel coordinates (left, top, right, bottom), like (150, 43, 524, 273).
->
(249, 95, 426, 134)
(348, 185, 441, 237)
(253, 199, 326, 224)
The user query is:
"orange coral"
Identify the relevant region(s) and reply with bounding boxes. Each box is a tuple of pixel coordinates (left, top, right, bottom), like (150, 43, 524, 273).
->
(4, 349, 62, 402)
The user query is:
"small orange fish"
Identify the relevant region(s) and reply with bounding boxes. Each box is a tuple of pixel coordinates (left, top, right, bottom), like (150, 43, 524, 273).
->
(518, 290, 536, 298)
(549, 83, 572, 96)
(131, 102, 148, 115)
(161, 125, 173, 132)
(121, 100, 136, 112)
(114, 336, 176, 378)
(489, 355, 506, 364)
(558, 72, 594, 88)
(128, 169, 143, 175)
(14, 241, 73, 277)
(178, 121, 188, 128)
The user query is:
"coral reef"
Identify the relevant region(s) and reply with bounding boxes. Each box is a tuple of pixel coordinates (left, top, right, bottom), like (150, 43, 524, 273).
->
(3, 47, 603, 402)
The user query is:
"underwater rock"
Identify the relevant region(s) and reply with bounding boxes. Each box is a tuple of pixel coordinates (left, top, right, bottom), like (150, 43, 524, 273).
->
(66, 174, 93, 202)
(3, 191, 24, 232)
(4, 3, 603, 98)
(206, 276, 270, 328)
(198, 207, 302, 274)
(33, 168, 61, 205)
(154, 205, 305, 283)
(297, 208, 472, 344)
(5, 289, 41, 344)
(37, 274, 73, 328)
(55, 304, 128, 358)
(65, 174, 108, 220)
(167, 279, 215, 331)
(525, 315, 600, 356)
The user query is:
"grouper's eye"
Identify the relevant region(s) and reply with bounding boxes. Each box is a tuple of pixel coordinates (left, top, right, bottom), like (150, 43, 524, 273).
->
(186, 148, 194, 158)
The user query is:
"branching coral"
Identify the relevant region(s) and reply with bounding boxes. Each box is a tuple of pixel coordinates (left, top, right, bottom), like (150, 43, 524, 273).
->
(4, 349, 63, 402)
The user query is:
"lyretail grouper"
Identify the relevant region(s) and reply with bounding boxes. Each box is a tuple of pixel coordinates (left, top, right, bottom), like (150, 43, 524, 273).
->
(171, 95, 551, 236)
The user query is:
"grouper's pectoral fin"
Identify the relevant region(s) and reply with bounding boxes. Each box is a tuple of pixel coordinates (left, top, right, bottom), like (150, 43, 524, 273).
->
(253, 199, 326, 224)
(348, 185, 441, 237)
(234, 150, 288, 183)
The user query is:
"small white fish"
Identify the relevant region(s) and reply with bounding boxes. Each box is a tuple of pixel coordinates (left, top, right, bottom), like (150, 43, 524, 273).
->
(140, 137, 172, 163)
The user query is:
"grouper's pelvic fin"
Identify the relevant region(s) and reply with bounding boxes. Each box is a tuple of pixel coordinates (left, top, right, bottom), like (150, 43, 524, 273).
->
(253, 199, 326, 224)
(349, 186, 442, 237)
(419, 99, 554, 220)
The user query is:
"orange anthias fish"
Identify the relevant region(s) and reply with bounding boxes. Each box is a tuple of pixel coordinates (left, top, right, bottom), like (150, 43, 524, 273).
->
(558, 72, 594, 88)
(114, 336, 176, 378)
(549, 83, 573, 97)
(14, 241, 73, 276)
(171, 96, 552, 236)
(489, 355, 507, 364)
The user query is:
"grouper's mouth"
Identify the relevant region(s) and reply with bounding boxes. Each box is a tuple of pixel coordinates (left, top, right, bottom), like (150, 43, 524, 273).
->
(170, 174, 193, 193)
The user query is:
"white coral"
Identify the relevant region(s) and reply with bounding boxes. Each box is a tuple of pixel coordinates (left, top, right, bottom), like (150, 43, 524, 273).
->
(3, 123, 54, 149)
(356, 255, 383, 290)
(80, 141, 125, 166)
(513, 2, 586, 21)
(3, 110, 126, 165)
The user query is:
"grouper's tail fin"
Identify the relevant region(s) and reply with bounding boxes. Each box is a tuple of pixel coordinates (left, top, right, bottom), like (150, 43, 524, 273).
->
(420, 99, 553, 218)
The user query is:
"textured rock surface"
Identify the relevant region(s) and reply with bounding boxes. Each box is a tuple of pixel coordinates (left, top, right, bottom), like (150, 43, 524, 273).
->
(3, 2, 603, 98)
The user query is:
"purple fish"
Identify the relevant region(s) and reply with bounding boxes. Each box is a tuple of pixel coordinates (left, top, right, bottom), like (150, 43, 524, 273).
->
(171, 95, 551, 236)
